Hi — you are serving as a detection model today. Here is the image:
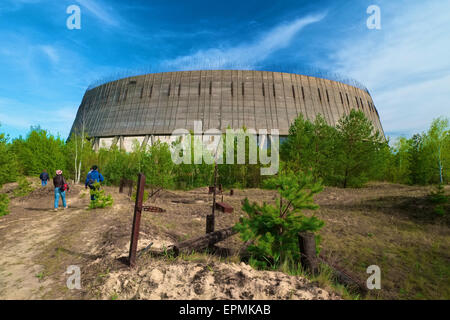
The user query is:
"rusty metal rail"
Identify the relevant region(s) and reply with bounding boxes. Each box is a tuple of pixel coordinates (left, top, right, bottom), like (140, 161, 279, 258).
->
(142, 205, 166, 213)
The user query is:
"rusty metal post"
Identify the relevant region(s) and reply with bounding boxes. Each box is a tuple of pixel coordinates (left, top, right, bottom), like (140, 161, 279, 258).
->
(119, 179, 124, 193)
(206, 215, 214, 234)
(128, 173, 145, 268)
(207, 162, 218, 234)
(128, 180, 133, 197)
(298, 232, 319, 275)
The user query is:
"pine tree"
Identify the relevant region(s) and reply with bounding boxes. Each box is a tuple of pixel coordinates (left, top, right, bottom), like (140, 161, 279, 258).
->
(234, 169, 324, 269)
(89, 183, 114, 209)
(334, 110, 384, 188)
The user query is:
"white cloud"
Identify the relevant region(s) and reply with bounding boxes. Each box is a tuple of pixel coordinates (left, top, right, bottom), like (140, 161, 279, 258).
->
(39, 45, 59, 64)
(330, 0, 450, 138)
(75, 0, 121, 28)
(162, 14, 326, 70)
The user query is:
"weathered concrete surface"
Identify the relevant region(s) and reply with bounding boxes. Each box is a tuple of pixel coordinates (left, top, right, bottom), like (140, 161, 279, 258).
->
(71, 70, 385, 151)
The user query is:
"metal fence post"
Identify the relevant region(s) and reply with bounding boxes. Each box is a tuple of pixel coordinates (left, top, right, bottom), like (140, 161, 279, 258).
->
(128, 173, 145, 268)
(298, 232, 319, 275)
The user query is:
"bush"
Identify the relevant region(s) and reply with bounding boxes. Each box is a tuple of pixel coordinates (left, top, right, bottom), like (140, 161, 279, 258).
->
(234, 170, 324, 269)
(13, 177, 34, 197)
(102, 147, 136, 186)
(429, 184, 449, 216)
(89, 183, 114, 209)
(0, 194, 9, 217)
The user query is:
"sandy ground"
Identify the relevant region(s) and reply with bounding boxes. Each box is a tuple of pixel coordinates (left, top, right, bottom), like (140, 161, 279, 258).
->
(101, 261, 337, 300)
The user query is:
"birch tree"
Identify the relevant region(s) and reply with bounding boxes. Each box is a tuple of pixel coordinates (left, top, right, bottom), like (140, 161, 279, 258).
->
(424, 117, 449, 184)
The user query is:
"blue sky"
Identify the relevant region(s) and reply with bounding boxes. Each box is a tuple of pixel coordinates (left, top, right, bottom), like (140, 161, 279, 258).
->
(0, 0, 448, 140)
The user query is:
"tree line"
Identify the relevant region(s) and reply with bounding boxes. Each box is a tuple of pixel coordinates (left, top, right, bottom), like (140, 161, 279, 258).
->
(0, 111, 448, 190)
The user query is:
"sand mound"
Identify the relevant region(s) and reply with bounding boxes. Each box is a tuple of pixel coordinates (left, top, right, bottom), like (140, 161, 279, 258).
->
(101, 260, 340, 300)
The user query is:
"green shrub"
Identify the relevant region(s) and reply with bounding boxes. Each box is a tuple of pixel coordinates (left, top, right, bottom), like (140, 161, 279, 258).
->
(89, 183, 114, 209)
(429, 184, 449, 216)
(0, 194, 9, 217)
(429, 184, 448, 204)
(0, 129, 19, 187)
(434, 205, 446, 216)
(234, 170, 324, 269)
(13, 177, 34, 197)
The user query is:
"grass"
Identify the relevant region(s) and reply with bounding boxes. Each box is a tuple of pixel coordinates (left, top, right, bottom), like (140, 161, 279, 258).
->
(428, 184, 449, 216)
(35, 272, 45, 281)
(98, 268, 110, 279)
(110, 292, 119, 300)
(141, 183, 449, 300)
(13, 177, 34, 197)
(247, 256, 362, 300)
(317, 191, 450, 300)
(221, 183, 450, 300)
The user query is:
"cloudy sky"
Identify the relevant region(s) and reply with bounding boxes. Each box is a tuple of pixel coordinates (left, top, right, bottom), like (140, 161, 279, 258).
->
(0, 0, 448, 140)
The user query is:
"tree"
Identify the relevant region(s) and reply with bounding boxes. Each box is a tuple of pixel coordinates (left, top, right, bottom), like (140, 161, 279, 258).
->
(234, 169, 324, 269)
(219, 127, 262, 188)
(10, 127, 65, 177)
(281, 114, 315, 174)
(423, 117, 449, 184)
(67, 106, 89, 184)
(389, 137, 412, 184)
(309, 115, 339, 184)
(408, 134, 431, 185)
(171, 134, 213, 189)
(102, 146, 137, 185)
(281, 114, 338, 184)
(142, 141, 175, 191)
(334, 110, 384, 188)
(65, 133, 94, 184)
(88, 182, 114, 209)
(0, 126, 19, 187)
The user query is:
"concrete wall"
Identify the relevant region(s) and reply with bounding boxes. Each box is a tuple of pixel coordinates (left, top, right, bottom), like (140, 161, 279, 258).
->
(70, 70, 384, 143)
(97, 133, 274, 153)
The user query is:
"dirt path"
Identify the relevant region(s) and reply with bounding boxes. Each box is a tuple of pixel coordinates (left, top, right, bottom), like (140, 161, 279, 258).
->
(0, 183, 133, 299)
(0, 184, 89, 298)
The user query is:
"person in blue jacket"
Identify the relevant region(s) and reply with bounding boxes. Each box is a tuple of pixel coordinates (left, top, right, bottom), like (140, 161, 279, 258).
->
(39, 170, 50, 187)
(85, 165, 104, 201)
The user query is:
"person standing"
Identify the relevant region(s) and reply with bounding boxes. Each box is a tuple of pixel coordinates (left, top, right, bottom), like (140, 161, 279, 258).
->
(85, 165, 104, 201)
(53, 170, 69, 211)
(39, 170, 50, 187)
